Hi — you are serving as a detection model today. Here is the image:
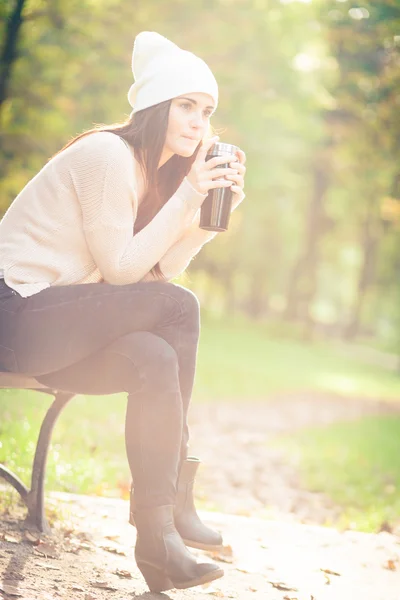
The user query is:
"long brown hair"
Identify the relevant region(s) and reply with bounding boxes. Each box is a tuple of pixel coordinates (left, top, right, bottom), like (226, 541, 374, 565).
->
(55, 100, 200, 279)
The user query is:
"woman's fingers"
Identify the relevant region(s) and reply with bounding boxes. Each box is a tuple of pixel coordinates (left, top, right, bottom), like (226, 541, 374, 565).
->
(230, 160, 245, 174)
(207, 179, 233, 190)
(208, 167, 240, 180)
(205, 154, 237, 169)
(235, 148, 246, 164)
(188, 140, 246, 196)
(226, 173, 244, 187)
(196, 135, 219, 163)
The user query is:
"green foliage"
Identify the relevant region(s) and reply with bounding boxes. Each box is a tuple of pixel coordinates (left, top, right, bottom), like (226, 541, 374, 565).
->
(272, 415, 400, 532)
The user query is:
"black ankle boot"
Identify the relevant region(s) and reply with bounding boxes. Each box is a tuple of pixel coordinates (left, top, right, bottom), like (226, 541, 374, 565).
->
(129, 457, 223, 551)
(175, 457, 223, 550)
(134, 504, 224, 592)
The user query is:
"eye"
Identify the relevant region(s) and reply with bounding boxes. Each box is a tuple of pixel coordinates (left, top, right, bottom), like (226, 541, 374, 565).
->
(204, 109, 213, 118)
(180, 102, 192, 111)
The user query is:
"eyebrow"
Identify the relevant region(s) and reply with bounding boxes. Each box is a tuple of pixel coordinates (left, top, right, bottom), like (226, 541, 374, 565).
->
(177, 97, 215, 111)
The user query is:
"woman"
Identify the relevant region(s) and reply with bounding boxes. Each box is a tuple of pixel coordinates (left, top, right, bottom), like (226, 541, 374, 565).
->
(0, 32, 246, 591)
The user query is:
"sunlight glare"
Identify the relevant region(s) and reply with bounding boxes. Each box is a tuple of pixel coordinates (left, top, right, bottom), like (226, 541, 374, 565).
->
(349, 7, 370, 19)
(318, 374, 359, 395)
(293, 53, 321, 72)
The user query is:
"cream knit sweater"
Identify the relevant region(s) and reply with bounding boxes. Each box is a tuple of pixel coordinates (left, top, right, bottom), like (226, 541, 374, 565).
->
(0, 132, 219, 298)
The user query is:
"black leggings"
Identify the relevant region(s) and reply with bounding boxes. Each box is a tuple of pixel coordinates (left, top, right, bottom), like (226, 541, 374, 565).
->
(0, 280, 200, 508)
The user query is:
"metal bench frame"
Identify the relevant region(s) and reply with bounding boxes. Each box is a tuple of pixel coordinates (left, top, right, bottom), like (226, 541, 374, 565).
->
(0, 372, 75, 533)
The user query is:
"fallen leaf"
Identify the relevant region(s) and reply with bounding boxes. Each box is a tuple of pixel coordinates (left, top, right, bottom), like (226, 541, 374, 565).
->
(34, 541, 59, 558)
(4, 534, 19, 544)
(210, 543, 233, 563)
(105, 535, 120, 541)
(320, 567, 341, 576)
(77, 542, 93, 551)
(269, 580, 298, 592)
(384, 559, 397, 571)
(91, 580, 118, 591)
(234, 564, 260, 575)
(198, 584, 222, 595)
(0, 581, 22, 596)
(115, 569, 132, 579)
(84, 595, 97, 600)
(219, 544, 233, 556)
(99, 544, 126, 556)
(212, 554, 233, 564)
(72, 585, 85, 591)
(248, 586, 258, 592)
(284, 596, 314, 600)
(64, 545, 81, 554)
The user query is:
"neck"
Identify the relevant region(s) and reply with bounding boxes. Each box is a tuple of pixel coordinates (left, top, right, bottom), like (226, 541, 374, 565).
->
(158, 147, 174, 169)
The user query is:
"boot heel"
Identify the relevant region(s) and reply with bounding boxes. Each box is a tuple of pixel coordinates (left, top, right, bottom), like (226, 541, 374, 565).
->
(136, 561, 173, 593)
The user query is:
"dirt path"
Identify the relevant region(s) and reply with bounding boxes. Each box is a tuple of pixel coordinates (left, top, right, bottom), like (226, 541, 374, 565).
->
(1, 493, 399, 600)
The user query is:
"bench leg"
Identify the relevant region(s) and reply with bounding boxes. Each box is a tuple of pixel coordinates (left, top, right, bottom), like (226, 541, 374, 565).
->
(24, 391, 75, 533)
(0, 464, 29, 501)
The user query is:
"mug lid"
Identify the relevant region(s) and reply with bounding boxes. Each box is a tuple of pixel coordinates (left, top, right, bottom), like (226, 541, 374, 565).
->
(206, 142, 239, 157)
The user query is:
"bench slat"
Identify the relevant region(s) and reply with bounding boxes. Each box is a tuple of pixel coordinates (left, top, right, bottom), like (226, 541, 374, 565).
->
(0, 372, 46, 389)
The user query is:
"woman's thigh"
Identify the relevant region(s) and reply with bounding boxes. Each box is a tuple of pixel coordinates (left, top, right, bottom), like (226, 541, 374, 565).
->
(1, 280, 196, 376)
(36, 331, 179, 397)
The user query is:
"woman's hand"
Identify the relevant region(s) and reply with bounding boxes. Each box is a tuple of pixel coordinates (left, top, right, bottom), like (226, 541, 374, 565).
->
(186, 136, 239, 197)
(227, 148, 246, 211)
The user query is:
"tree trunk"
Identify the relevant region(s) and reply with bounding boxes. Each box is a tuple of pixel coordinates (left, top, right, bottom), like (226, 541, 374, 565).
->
(0, 0, 27, 117)
(284, 144, 332, 338)
(246, 268, 269, 319)
(344, 200, 381, 340)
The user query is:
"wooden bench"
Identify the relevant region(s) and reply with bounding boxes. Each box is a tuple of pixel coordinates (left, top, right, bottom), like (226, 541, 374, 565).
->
(0, 372, 76, 533)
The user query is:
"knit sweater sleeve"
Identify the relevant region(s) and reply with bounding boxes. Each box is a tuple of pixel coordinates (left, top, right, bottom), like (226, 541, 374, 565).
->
(142, 211, 217, 281)
(143, 187, 246, 282)
(75, 133, 206, 285)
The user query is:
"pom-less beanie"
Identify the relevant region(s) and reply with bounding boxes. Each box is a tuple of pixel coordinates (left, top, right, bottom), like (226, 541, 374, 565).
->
(127, 32, 219, 115)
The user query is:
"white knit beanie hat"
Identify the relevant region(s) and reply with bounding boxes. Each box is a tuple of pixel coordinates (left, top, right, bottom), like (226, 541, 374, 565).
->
(127, 32, 219, 115)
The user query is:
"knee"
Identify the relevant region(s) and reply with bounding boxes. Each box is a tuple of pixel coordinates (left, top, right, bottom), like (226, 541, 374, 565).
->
(134, 333, 180, 393)
(149, 335, 179, 371)
(166, 284, 200, 331)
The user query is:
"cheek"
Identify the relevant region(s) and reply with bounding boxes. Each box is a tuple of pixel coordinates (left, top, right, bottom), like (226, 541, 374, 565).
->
(167, 116, 183, 141)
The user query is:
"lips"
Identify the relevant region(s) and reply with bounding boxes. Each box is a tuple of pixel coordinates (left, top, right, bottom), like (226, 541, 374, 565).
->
(182, 136, 199, 141)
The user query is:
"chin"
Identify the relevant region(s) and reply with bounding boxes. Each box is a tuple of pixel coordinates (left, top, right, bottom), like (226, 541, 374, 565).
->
(174, 140, 199, 158)
(173, 149, 196, 158)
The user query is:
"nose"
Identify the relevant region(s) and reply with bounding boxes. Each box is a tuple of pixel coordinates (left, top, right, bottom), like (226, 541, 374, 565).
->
(190, 111, 203, 129)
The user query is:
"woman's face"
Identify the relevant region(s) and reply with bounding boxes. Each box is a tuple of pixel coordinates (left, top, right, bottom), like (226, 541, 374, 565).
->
(161, 92, 215, 163)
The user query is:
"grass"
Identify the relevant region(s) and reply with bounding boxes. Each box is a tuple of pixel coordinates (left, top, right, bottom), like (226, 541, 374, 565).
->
(271, 415, 400, 532)
(1, 315, 400, 530)
(197, 314, 400, 400)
